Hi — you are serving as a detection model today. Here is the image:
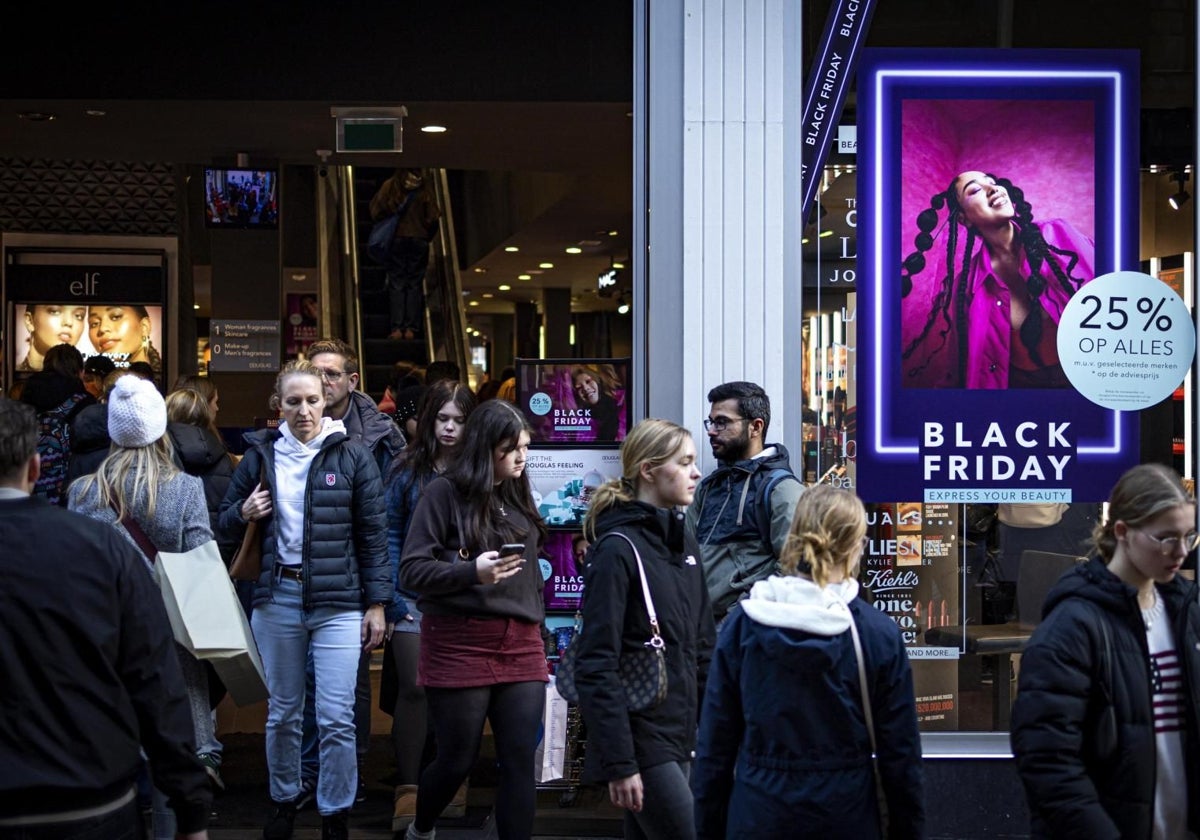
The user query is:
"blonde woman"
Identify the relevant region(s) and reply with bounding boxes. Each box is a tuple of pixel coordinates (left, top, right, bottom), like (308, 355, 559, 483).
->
(692, 485, 925, 839)
(67, 375, 219, 838)
(572, 418, 715, 840)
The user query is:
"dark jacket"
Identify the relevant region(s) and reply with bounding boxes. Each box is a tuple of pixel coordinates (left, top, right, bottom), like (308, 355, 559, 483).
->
(686, 443, 804, 621)
(1010, 557, 1200, 839)
(399, 476, 544, 624)
(65, 402, 111, 488)
(168, 421, 236, 562)
(217, 427, 390, 611)
(574, 501, 716, 783)
(341, 389, 406, 478)
(0, 495, 211, 832)
(692, 578, 924, 839)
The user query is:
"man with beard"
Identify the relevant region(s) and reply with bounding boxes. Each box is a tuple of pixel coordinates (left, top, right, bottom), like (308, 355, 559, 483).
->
(686, 381, 803, 624)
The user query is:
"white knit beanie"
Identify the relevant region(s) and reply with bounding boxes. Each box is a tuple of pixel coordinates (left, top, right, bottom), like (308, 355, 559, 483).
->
(107, 375, 167, 448)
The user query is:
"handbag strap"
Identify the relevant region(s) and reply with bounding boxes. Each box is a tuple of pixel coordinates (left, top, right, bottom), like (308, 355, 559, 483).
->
(110, 499, 159, 564)
(593, 531, 664, 650)
(846, 611, 878, 757)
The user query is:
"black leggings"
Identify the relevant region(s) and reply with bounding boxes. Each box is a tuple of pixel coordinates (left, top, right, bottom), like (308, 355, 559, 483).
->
(389, 632, 434, 783)
(415, 681, 545, 838)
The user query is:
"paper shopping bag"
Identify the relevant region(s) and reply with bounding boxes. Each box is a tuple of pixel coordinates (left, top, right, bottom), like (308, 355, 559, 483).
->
(155, 541, 269, 706)
(534, 679, 568, 783)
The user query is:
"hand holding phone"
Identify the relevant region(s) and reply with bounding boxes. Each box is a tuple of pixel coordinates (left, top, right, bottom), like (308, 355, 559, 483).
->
(499, 543, 526, 557)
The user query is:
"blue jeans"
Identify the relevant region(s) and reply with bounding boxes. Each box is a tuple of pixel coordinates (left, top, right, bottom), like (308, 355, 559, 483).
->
(251, 576, 362, 815)
(300, 646, 372, 785)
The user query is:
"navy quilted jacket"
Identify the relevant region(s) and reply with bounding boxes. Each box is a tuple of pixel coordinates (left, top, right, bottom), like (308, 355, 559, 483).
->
(218, 427, 390, 610)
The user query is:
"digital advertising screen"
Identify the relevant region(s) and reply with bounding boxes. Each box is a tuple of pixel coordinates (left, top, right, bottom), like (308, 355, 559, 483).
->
(203, 168, 279, 228)
(13, 302, 165, 375)
(856, 48, 1141, 503)
(516, 357, 632, 445)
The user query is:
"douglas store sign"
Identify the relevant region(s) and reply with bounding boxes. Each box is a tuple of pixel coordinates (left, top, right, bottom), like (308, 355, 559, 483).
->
(855, 48, 1142, 503)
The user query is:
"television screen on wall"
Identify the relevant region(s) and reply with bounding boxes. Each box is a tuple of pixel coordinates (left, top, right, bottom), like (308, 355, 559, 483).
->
(203, 168, 279, 228)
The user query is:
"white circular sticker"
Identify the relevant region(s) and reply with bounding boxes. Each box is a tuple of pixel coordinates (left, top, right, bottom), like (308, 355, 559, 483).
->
(1057, 271, 1196, 410)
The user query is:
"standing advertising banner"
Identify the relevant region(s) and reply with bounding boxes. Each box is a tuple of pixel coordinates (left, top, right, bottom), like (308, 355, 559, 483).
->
(856, 49, 1141, 503)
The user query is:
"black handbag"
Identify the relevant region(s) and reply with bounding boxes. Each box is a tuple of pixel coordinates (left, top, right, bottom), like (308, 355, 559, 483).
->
(555, 532, 668, 712)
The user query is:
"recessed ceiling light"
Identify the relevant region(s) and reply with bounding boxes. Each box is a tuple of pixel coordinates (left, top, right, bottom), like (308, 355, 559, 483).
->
(84, 108, 106, 117)
(518, 274, 532, 280)
(17, 111, 55, 122)
(504, 246, 519, 252)
(469, 300, 479, 306)
(565, 247, 582, 254)
(498, 284, 512, 291)
(461, 290, 471, 296)
(538, 262, 554, 269)
(612, 262, 625, 269)
(473, 267, 487, 273)
(608, 230, 619, 236)
(482, 293, 494, 298)
(420, 125, 447, 133)
(193, 304, 200, 310)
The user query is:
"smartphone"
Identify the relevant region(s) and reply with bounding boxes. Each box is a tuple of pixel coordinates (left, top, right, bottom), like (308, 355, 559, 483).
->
(499, 543, 526, 556)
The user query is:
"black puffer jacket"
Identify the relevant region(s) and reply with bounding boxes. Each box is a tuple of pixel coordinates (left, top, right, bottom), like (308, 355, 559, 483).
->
(65, 402, 110, 488)
(168, 421, 236, 562)
(1011, 557, 1200, 839)
(217, 427, 390, 611)
(574, 501, 716, 783)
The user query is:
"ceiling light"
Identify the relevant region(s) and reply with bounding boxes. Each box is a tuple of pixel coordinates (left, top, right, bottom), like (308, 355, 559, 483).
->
(505, 246, 519, 252)
(469, 300, 479, 306)
(482, 293, 494, 298)
(17, 111, 55, 122)
(801, 237, 810, 244)
(527, 270, 543, 275)
(608, 230, 619, 236)
(617, 294, 631, 315)
(612, 262, 625, 269)
(473, 267, 487, 273)
(193, 303, 200, 310)
(1169, 170, 1190, 210)
(498, 284, 511, 291)
(518, 274, 532, 280)
(84, 108, 106, 117)
(420, 125, 447, 133)
(538, 262, 554, 269)
(565, 247, 582, 254)
(818, 229, 834, 238)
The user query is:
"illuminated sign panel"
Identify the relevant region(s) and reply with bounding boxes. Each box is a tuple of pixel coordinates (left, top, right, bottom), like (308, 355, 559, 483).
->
(856, 48, 1140, 503)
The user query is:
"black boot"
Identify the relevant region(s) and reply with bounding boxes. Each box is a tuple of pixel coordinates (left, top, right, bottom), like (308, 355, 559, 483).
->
(262, 799, 297, 840)
(321, 809, 350, 840)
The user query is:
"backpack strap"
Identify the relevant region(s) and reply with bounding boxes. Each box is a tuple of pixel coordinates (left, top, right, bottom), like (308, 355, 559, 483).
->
(755, 467, 800, 549)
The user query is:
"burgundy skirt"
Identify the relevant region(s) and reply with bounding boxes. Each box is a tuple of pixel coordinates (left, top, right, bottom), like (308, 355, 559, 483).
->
(419, 613, 549, 688)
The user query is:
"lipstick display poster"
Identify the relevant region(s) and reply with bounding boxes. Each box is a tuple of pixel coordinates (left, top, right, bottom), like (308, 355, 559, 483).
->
(540, 532, 589, 612)
(856, 48, 1140, 503)
(862, 501, 961, 730)
(526, 448, 623, 530)
(516, 357, 632, 445)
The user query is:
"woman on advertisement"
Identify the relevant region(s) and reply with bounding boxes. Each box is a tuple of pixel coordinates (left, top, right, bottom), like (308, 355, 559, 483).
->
(900, 170, 1094, 389)
(88, 304, 162, 377)
(17, 304, 87, 372)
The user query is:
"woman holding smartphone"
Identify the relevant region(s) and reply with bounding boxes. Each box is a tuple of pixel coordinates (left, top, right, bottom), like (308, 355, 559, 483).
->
(399, 399, 548, 840)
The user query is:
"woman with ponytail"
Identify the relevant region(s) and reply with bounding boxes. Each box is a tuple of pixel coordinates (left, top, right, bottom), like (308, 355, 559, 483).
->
(692, 486, 925, 839)
(573, 419, 715, 840)
(900, 170, 1094, 389)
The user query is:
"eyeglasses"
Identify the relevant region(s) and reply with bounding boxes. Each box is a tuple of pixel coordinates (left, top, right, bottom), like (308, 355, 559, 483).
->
(316, 369, 345, 382)
(703, 416, 746, 432)
(1136, 528, 1200, 555)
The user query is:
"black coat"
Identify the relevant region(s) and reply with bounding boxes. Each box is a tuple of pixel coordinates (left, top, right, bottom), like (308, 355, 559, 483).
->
(65, 402, 110, 488)
(217, 427, 390, 611)
(1011, 557, 1200, 839)
(573, 501, 716, 782)
(168, 422, 235, 561)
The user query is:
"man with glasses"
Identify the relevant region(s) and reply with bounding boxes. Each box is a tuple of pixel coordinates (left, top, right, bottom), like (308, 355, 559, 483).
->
(687, 381, 803, 623)
(299, 338, 405, 808)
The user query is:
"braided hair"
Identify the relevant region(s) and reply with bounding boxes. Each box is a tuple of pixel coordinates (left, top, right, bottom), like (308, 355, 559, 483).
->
(900, 174, 1086, 384)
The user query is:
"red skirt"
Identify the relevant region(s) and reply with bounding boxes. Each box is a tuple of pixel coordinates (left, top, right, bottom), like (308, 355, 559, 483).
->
(418, 613, 549, 688)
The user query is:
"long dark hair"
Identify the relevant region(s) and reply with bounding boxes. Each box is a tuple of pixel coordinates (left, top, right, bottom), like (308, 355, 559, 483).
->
(445, 399, 546, 551)
(387, 379, 476, 488)
(900, 174, 1085, 383)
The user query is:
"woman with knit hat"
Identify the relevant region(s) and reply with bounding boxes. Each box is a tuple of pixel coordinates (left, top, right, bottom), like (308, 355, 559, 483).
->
(67, 374, 222, 838)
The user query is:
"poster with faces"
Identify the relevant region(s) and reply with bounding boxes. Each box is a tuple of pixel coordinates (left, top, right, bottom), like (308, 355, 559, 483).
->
(525, 448, 623, 530)
(14, 303, 164, 374)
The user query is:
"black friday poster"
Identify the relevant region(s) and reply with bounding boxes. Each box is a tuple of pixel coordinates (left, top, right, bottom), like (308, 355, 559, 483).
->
(525, 448, 623, 529)
(541, 532, 587, 612)
(516, 357, 632, 445)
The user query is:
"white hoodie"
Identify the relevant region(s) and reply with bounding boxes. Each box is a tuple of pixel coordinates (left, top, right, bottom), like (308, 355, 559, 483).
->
(273, 417, 346, 567)
(740, 574, 860, 636)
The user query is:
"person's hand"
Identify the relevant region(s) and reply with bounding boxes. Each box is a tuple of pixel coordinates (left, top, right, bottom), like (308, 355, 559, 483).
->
(361, 605, 386, 651)
(608, 773, 643, 812)
(240, 482, 272, 522)
(475, 549, 525, 584)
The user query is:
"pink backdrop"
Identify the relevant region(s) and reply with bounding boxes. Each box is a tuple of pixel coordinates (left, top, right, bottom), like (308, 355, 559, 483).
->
(898, 99, 1095, 386)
